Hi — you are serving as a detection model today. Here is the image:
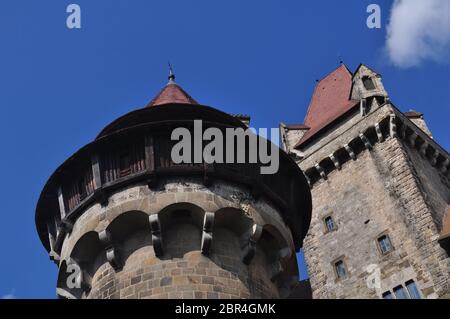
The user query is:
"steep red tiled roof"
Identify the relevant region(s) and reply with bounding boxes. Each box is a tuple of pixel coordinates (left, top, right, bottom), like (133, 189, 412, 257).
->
(147, 83, 198, 107)
(294, 64, 359, 148)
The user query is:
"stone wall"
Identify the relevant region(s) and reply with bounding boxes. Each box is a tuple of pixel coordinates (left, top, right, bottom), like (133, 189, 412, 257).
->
(56, 178, 298, 299)
(302, 132, 450, 299)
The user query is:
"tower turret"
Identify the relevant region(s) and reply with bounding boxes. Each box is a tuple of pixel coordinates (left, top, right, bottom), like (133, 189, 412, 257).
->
(36, 73, 312, 299)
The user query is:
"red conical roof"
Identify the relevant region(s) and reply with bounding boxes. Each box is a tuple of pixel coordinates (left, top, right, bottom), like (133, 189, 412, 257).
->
(147, 82, 198, 107)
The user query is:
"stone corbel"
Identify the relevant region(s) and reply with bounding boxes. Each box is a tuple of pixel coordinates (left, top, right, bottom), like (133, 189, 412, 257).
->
(49, 251, 60, 263)
(431, 149, 440, 167)
(440, 158, 450, 174)
(375, 123, 384, 143)
(304, 174, 312, 188)
(99, 230, 122, 271)
(344, 144, 356, 160)
(268, 247, 292, 282)
(149, 214, 164, 257)
(420, 142, 429, 157)
(201, 212, 214, 256)
(329, 153, 341, 170)
(56, 287, 77, 299)
(389, 114, 397, 138)
(400, 123, 408, 139)
(359, 133, 372, 150)
(315, 163, 327, 180)
(60, 219, 74, 234)
(241, 224, 263, 265)
(408, 132, 418, 147)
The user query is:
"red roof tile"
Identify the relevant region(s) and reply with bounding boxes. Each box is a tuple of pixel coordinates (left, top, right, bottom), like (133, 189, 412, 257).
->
(294, 65, 359, 148)
(147, 83, 198, 107)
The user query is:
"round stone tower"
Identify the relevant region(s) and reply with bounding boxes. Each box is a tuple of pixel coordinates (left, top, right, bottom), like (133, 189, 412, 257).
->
(35, 71, 312, 299)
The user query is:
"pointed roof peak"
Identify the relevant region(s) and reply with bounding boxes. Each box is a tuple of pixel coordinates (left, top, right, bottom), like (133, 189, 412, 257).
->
(294, 63, 358, 148)
(147, 67, 199, 107)
(168, 63, 176, 84)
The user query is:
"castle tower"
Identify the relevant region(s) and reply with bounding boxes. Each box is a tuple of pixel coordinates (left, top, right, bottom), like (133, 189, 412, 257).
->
(36, 71, 312, 299)
(281, 64, 450, 299)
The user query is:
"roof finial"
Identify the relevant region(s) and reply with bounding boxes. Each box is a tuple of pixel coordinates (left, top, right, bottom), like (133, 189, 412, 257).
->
(168, 62, 176, 84)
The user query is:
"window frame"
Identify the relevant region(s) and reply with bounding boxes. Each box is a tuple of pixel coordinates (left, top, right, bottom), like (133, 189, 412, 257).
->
(323, 214, 337, 233)
(332, 257, 348, 281)
(376, 233, 394, 255)
(393, 285, 409, 299)
(405, 280, 421, 299)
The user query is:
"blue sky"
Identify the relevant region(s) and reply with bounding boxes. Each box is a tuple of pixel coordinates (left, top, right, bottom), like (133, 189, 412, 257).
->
(0, 0, 449, 298)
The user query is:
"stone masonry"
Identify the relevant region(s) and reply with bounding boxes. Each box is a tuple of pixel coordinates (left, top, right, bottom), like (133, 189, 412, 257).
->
(57, 178, 297, 299)
(281, 64, 450, 299)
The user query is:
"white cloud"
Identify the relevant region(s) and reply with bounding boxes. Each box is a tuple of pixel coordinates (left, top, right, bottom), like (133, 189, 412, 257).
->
(386, 0, 450, 68)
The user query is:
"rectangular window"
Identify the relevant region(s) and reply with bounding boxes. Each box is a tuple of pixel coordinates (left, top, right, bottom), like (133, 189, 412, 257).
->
(382, 291, 393, 299)
(378, 235, 393, 254)
(393, 285, 409, 299)
(334, 260, 347, 280)
(324, 216, 336, 232)
(363, 76, 376, 90)
(405, 280, 421, 299)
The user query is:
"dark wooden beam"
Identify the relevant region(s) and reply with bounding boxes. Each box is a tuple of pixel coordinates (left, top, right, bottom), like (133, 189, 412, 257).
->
(145, 135, 155, 173)
(57, 186, 66, 219)
(91, 154, 102, 189)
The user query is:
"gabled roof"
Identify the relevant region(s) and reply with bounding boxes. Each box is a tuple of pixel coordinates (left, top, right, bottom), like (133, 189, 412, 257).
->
(294, 64, 359, 148)
(147, 83, 198, 107)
